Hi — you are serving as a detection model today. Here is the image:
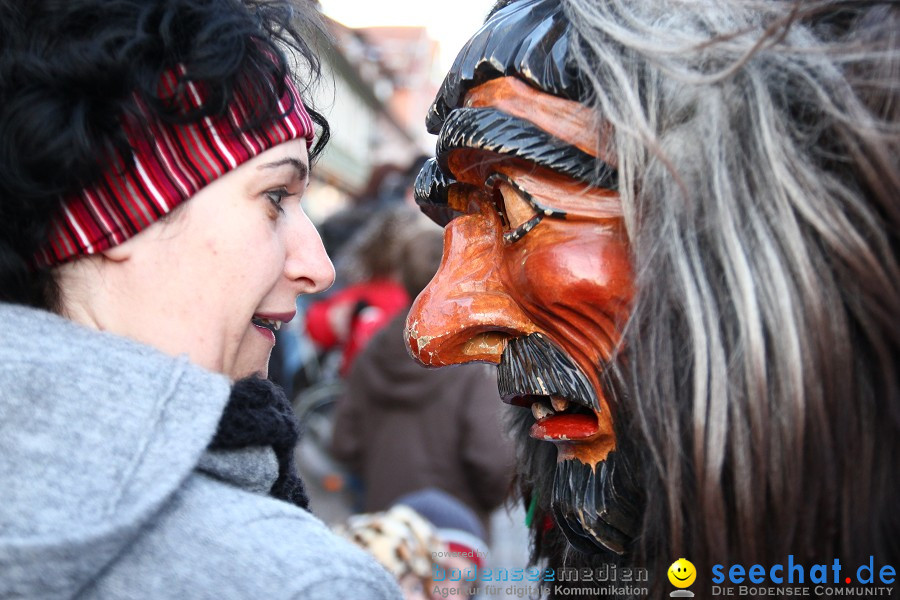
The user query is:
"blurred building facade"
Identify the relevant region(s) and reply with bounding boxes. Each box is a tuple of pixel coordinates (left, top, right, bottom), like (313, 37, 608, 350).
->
(304, 17, 439, 223)
(355, 26, 440, 155)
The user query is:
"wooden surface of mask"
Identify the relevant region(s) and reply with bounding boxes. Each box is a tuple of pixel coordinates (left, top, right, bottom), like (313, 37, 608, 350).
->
(407, 38, 639, 554)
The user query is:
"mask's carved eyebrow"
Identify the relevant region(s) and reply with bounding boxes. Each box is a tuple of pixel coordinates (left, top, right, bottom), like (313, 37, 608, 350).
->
(435, 106, 617, 189)
(257, 157, 309, 181)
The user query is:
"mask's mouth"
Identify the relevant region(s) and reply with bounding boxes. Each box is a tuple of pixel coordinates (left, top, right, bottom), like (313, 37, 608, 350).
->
(499, 335, 636, 555)
(251, 316, 282, 334)
(506, 393, 602, 441)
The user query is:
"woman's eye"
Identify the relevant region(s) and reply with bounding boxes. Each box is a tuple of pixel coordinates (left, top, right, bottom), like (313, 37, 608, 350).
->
(265, 188, 288, 214)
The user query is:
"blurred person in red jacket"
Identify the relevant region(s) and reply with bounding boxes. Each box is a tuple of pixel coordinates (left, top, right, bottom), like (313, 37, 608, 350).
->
(305, 205, 428, 376)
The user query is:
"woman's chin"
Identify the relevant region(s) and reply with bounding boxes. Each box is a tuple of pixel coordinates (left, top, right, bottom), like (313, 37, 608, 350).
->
(228, 348, 272, 380)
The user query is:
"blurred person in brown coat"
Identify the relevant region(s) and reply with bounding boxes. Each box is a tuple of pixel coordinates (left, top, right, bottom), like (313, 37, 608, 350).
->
(331, 227, 514, 532)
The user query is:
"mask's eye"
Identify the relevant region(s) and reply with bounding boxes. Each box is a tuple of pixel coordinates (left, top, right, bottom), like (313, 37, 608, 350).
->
(490, 186, 510, 229)
(486, 173, 545, 243)
(499, 182, 536, 230)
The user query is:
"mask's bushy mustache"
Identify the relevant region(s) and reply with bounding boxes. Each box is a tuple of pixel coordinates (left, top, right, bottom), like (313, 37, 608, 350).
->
(498, 332, 599, 411)
(553, 452, 640, 556)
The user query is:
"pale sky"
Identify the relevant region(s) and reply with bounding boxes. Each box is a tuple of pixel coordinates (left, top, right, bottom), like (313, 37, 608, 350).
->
(319, 0, 496, 74)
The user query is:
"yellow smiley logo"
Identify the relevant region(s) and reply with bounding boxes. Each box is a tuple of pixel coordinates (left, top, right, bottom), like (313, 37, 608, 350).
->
(668, 558, 696, 588)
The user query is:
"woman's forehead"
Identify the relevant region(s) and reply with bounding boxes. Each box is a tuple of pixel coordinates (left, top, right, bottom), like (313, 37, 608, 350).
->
(247, 139, 309, 174)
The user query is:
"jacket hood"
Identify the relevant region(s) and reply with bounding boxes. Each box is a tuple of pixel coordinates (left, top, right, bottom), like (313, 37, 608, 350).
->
(0, 304, 232, 598)
(348, 314, 473, 409)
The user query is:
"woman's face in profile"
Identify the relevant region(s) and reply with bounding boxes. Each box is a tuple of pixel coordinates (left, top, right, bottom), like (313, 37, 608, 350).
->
(65, 138, 334, 378)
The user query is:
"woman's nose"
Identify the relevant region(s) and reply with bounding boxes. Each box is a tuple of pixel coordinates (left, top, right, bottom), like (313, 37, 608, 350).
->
(285, 212, 335, 295)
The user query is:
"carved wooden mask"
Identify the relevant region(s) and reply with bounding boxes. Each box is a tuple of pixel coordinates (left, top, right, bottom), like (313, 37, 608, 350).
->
(405, 0, 638, 555)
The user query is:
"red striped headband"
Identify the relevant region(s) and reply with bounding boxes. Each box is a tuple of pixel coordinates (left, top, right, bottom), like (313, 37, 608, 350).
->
(36, 68, 315, 267)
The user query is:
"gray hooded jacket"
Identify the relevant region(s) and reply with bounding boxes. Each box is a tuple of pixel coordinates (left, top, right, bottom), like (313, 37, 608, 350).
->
(0, 304, 401, 599)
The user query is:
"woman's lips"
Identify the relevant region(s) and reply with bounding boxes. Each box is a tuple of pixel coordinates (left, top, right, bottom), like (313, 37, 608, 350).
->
(255, 311, 296, 323)
(251, 322, 276, 343)
(250, 310, 295, 344)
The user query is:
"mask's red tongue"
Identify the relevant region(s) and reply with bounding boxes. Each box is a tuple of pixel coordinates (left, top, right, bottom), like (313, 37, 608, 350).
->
(530, 414, 601, 441)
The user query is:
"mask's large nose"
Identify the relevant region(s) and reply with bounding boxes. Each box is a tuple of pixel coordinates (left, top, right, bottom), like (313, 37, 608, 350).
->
(404, 209, 535, 367)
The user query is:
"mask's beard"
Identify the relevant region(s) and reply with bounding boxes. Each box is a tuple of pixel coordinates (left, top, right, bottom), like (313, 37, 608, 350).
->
(552, 449, 640, 555)
(499, 333, 640, 556)
(554, 357, 640, 555)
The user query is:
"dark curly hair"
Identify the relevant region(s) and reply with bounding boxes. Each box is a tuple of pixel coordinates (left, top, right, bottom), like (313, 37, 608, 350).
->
(0, 0, 331, 310)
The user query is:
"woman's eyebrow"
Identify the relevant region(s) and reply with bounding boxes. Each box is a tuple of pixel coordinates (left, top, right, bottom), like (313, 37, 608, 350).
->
(257, 157, 309, 181)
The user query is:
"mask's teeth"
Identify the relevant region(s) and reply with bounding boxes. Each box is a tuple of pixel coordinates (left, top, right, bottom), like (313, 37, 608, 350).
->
(531, 401, 555, 421)
(272, 320, 281, 331)
(551, 396, 570, 412)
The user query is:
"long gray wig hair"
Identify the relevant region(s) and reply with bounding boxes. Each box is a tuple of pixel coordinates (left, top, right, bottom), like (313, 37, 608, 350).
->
(560, 0, 898, 579)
